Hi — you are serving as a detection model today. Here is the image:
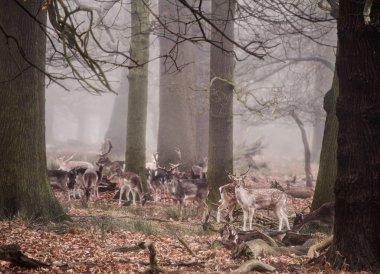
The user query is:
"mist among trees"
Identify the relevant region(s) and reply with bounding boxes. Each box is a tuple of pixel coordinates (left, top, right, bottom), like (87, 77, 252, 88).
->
(1, 0, 380, 272)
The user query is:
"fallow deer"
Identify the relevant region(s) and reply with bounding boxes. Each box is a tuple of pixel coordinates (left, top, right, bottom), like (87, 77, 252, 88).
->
(81, 168, 99, 201)
(166, 174, 209, 221)
(56, 154, 94, 171)
(228, 170, 290, 231)
(216, 183, 237, 223)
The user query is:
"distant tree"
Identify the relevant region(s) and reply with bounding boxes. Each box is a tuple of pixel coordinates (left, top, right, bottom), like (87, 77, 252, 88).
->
(125, 0, 150, 192)
(327, 0, 380, 270)
(207, 0, 236, 203)
(105, 70, 129, 155)
(157, 0, 197, 169)
(0, 0, 67, 221)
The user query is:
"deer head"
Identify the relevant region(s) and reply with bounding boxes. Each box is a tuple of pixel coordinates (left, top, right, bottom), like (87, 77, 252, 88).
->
(97, 140, 112, 166)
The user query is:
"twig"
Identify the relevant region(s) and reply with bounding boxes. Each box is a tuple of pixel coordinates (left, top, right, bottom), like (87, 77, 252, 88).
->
(174, 233, 196, 256)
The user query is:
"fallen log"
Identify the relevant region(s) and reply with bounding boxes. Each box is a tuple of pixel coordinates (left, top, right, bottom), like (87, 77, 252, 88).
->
(237, 229, 279, 247)
(0, 244, 49, 269)
(282, 231, 313, 246)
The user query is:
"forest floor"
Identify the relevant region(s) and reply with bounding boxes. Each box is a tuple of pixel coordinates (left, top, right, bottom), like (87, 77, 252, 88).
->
(0, 189, 371, 273)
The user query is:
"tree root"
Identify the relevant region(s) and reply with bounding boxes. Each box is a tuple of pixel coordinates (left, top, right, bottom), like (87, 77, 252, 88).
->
(233, 259, 276, 273)
(307, 235, 333, 258)
(0, 244, 49, 269)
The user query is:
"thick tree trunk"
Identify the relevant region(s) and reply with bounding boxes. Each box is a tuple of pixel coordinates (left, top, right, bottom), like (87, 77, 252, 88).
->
(125, 0, 150, 192)
(311, 69, 338, 210)
(192, 1, 211, 162)
(157, 0, 196, 170)
(327, 2, 380, 270)
(290, 111, 313, 187)
(0, 0, 66, 221)
(207, 0, 236, 203)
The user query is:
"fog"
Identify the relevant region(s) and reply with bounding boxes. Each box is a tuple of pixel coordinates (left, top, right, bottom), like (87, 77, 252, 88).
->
(44, 0, 336, 177)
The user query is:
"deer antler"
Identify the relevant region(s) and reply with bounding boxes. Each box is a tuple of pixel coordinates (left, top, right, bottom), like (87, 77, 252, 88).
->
(239, 166, 251, 177)
(99, 139, 112, 157)
(65, 153, 76, 163)
(174, 147, 182, 162)
(225, 169, 237, 181)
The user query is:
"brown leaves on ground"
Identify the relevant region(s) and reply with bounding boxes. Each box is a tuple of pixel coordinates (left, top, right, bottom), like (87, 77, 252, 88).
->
(0, 191, 368, 273)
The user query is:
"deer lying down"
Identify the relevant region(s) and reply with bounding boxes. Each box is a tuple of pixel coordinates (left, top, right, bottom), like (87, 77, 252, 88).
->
(292, 202, 335, 234)
(56, 154, 94, 171)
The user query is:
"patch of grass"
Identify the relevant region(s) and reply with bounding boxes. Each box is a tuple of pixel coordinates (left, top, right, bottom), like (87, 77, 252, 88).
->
(164, 208, 180, 220)
(132, 220, 156, 235)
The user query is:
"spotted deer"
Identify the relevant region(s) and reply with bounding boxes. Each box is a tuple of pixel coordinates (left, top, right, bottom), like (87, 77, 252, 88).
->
(228, 170, 290, 231)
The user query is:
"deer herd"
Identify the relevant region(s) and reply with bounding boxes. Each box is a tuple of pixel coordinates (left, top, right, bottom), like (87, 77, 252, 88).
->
(48, 141, 334, 233)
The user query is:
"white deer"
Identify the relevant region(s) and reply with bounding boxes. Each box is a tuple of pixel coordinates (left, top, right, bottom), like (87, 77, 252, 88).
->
(56, 154, 94, 171)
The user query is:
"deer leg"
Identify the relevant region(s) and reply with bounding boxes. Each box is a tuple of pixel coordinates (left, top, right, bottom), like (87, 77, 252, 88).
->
(217, 203, 225, 223)
(228, 203, 235, 222)
(248, 208, 255, 231)
(242, 210, 248, 231)
(283, 209, 290, 230)
(119, 184, 126, 205)
(131, 190, 137, 205)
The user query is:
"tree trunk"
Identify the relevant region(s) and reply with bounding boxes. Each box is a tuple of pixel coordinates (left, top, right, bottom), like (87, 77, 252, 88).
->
(207, 0, 236, 203)
(192, 1, 211, 162)
(125, 0, 150, 192)
(157, 0, 196, 170)
(327, 2, 380, 270)
(0, 0, 67, 221)
(290, 111, 313, 187)
(311, 68, 338, 210)
(311, 120, 324, 163)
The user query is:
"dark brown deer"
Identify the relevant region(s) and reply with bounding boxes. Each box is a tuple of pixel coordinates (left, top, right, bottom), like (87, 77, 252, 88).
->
(81, 168, 99, 201)
(166, 173, 209, 221)
(292, 202, 335, 234)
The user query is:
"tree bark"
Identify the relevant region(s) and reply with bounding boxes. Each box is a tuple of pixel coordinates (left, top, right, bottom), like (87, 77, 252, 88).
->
(192, 2, 211, 162)
(327, 2, 380, 270)
(125, 0, 150, 192)
(0, 0, 67, 221)
(311, 68, 338, 210)
(157, 0, 196, 170)
(311, 120, 324, 163)
(207, 0, 236, 203)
